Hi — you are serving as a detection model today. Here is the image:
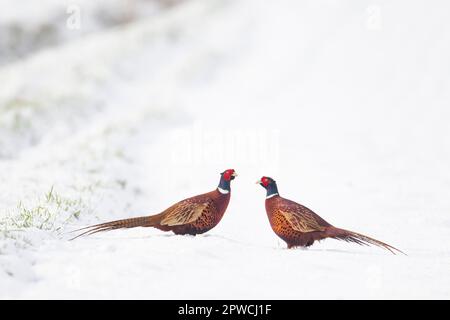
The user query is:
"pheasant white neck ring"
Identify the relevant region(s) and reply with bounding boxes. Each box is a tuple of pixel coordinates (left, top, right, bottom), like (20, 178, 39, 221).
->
(218, 187, 230, 194)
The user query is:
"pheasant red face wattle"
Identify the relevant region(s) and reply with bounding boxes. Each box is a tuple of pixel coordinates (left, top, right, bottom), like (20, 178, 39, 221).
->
(261, 177, 270, 187)
(222, 169, 237, 181)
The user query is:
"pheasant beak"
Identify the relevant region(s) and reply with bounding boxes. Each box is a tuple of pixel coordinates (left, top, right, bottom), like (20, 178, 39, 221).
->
(232, 172, 238, 177)
(256, 179, 262, 185)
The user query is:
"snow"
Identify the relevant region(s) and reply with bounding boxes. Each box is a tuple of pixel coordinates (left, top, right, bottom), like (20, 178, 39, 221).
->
(0, 0, 165, 66)
(1, 0, 450, 299)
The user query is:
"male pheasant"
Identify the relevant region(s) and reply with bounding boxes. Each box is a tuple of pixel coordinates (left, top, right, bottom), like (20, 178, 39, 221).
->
(71, 169, 237, 239)
(257, 176, 404, 254)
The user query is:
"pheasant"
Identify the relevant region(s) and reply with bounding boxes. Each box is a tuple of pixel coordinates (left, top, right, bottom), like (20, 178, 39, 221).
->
(257, 176, 404, 254)
(71, 169, 237, 240)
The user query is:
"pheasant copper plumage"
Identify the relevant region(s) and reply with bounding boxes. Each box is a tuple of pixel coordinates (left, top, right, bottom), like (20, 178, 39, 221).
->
(71, 169, 237, 240)
(257, 176, 405, 255)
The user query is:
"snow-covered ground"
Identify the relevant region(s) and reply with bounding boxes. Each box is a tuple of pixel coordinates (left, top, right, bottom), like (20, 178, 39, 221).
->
(1, 0, 450, 299)
(0, 0, 179, 65)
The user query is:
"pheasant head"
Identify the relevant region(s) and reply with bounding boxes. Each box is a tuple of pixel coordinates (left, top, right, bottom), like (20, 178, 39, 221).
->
(256, 176, 279, 199)
(217, 169, 237, 194)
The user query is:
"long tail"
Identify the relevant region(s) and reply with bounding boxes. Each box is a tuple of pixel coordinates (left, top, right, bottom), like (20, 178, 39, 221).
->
(69, 215, 160, 241)
(327, 227, 406, 255)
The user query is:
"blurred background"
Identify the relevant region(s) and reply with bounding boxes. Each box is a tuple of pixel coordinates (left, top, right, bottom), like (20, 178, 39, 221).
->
(0, 0, 449, 299)
(0, 0, 183, 65)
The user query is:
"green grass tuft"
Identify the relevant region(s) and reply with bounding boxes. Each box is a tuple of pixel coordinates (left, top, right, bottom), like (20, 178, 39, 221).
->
(0, 186, 86, 240)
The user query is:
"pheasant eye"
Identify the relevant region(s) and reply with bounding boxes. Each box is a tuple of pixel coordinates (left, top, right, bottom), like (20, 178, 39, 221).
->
(262, 177, 270, 187)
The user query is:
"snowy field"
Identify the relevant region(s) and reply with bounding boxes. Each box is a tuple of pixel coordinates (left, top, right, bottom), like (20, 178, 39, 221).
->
(1, 0, 450, 299)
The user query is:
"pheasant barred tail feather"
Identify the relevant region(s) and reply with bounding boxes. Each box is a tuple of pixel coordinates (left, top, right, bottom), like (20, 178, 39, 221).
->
(69, 215, 159, 241)
(327, 227, 406, 255)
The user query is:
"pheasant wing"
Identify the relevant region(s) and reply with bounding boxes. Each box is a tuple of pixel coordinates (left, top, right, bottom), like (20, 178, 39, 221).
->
(279, 209, 326, 232)
(160, 199, 212, 226)
(277, 197, 331, 232)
